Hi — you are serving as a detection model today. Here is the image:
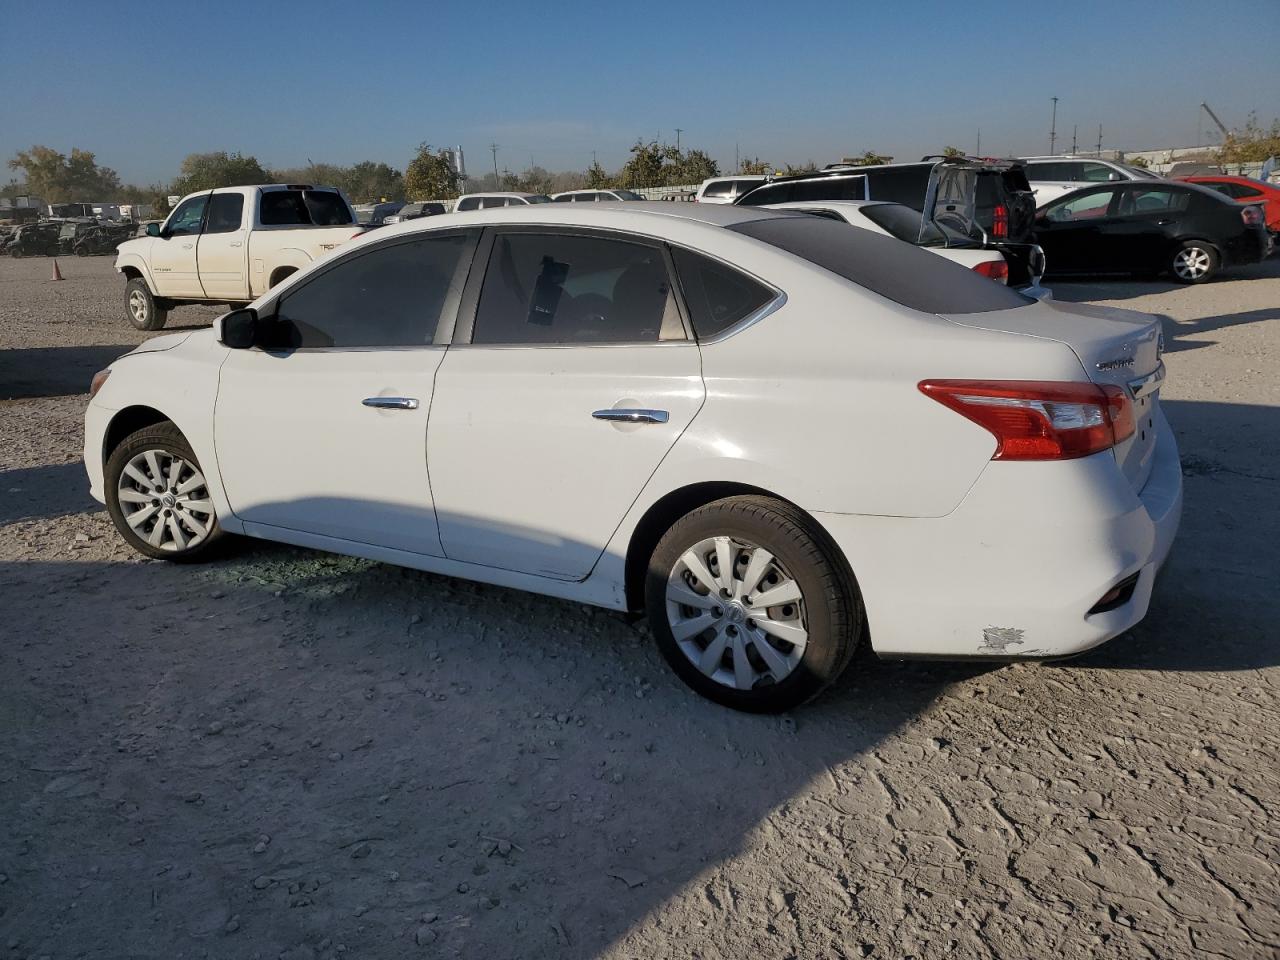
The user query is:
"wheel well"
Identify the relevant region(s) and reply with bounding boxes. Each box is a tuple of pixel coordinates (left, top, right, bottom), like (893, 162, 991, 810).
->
(623, 481, 790, 612)
(121, 266, 143, 282)
(269, 266, 297, 288)
(103, 406, 170, 463)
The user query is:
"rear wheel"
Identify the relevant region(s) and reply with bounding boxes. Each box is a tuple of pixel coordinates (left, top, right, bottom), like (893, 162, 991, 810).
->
(125, 277, 168, 331)
(104, 421, 224, 561)
(1170, 241, 1219, 283)
(645, 496, 861, 712)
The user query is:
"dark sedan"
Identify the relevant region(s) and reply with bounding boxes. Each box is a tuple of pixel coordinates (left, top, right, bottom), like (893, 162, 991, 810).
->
(1033, 180, 1272, 283)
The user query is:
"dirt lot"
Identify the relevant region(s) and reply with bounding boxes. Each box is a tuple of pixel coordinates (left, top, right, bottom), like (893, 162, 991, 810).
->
(1, 255, 1278, 960)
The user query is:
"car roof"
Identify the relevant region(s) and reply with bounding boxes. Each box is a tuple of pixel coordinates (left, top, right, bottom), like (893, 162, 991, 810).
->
(1016, 155, 1120, 162)
(456, 191, 546, 200)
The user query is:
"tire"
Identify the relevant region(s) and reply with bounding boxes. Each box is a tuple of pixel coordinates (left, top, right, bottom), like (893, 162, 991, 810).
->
(10, 248, 22, 259)
(645, 495, 862, 712)
(125, 276, 168, 331)
(104, 421, 225, 562)
(1169, 241, 1219, 284)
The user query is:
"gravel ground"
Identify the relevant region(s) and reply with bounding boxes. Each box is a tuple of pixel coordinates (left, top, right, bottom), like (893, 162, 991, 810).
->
(1, 255, 1278, 959)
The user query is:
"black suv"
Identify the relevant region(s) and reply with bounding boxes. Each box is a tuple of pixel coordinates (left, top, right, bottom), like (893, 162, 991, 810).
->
(736, 157, 1041, 283)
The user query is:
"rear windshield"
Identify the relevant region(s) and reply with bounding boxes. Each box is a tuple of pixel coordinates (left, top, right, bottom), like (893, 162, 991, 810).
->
(730, 216, 1032, 314)
(260, 190, 354, 226)
(858, 204, 971, 248)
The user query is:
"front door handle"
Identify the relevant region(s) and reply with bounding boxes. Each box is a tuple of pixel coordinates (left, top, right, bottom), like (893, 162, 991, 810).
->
(230, 241, 243, 248)
(592, 408, 669, 424)
(362, 397, 419, 410)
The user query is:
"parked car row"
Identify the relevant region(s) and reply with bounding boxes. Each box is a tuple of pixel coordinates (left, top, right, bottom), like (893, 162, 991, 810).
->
(0, 217, 139, 257)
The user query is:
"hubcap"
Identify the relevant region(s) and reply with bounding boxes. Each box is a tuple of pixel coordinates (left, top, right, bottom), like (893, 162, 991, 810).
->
(129, 290, 148, 322)
(116, 449, 215, 551)
(1173, 247, 1210, 280)
(666, 535, 809, 691)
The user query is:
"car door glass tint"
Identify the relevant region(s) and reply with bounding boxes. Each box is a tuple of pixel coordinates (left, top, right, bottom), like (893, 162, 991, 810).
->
(672, 248, 774, 339)
(474, 234, 682, 344)
(1117, 188, 1191, 216)
(1047, 189, 1116, 221)
(204, 194, 244, 234)
(166, 195, 208, 236)
(276, 234, 469, 348)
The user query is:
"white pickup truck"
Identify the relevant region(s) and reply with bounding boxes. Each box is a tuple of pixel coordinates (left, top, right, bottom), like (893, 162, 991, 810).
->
(114, 184, 362, 330)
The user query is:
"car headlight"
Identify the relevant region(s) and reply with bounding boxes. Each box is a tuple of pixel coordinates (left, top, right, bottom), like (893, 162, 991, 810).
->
(89, 368, 111, 398)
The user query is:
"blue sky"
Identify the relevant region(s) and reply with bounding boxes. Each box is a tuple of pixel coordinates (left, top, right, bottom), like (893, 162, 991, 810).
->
(1, 0, 1273, 184)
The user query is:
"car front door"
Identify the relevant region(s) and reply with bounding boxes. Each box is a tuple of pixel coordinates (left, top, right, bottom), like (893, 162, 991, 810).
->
(213, 230, 478, 555)
(427, 228, 705, 580)
(195, 192, 249, 300)
(1035, 186, 1120, 274)
(151, 193, 209, 297)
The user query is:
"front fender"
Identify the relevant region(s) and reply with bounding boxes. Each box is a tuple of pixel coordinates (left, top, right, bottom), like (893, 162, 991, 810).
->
(114, 251, 159, 293)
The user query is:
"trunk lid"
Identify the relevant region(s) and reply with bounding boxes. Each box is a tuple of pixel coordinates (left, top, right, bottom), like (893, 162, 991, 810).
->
(942, 299, 1165, 491)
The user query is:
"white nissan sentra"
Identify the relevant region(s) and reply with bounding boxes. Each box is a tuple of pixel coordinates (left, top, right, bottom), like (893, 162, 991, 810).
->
(84, 203, 1182, 712)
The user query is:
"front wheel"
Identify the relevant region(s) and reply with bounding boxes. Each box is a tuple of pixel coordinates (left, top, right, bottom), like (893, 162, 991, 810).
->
(125, 277, 168, 331)
(104, 421, 224, 561)
(1170, 241, 1219, 284)
(645, 496, 861, 712)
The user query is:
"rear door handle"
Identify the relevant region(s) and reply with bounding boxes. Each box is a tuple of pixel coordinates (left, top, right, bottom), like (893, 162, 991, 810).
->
(362, 397, 419, 410)
(230, 241, 243, 248)
(592, 408, 669, 424)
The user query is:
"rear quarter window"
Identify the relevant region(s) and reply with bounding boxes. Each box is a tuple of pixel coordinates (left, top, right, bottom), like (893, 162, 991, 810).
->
(730, 216, 1032, 314)
(672, 248, 776, 339)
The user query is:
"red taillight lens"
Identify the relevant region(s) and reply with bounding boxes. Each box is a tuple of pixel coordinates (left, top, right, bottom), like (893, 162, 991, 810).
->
(1242, 205, 1263, 226)
(919, 380, 1134, 461)
(971, 259, 1009, 283)
(992, 203, 1009, 238)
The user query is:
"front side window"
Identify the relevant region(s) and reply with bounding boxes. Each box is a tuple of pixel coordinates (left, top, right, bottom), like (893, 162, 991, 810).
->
(551, 194, 574, 202)
(204, 193, 245, 234)
(525, 195, 552, 204)
(274, 234, 470, 348)
(472, 232, 683, 345)
(1045, 188, 1117, 221)
(166, 195, 208, 236)
(672, 248, 774, 339)
(1081, 162, 1121, 183)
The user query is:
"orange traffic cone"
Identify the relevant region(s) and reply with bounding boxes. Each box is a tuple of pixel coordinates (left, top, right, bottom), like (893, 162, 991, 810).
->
(50, 259, 64, 281)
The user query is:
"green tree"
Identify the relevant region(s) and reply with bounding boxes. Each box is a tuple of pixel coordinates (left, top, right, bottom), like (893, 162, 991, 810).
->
(169, 151, 270, 196)
(942, 145, 965, 157)
(344, 161, 404, 202)
(617, 140, 666, 189)
(1127, 155, 1150, 169)
(841, 150, 893, 166)
(738, 156, 771, 176)
(1218, 113, 1280, 165)
(8, 145, 122, 201)
(779, 161, 819, 176)
(404, 143, 461, 199)
(669, 148, 718, 184)
(585, 160, 612, 188)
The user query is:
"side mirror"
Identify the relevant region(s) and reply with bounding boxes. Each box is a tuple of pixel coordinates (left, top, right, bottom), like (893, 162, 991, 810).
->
(146, 222, 161, 238)
(218, 308, 258, 349)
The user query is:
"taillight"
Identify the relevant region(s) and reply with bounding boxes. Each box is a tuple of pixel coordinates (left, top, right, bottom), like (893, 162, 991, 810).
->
(918, 380, 1135, 461)
(992, 203, 1009, 238)
(971, 260, 1009, 283)
(1242, 205, 1263, 227)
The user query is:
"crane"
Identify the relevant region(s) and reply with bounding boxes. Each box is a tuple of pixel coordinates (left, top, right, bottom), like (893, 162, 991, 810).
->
(1200, 102, 1231, 140)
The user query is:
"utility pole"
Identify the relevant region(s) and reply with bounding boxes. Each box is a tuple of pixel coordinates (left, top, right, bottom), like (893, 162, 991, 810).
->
(1071, 125, 1077, 154)
(675, 128, 683, 152)
(489, 144, 499, 187)
(1049, 96, 1059, 154)
(735, 143, 740, 174)
(1096, 124, 1103, 157)
(976, 129, 981, 156)
(591, 150, 597, 167)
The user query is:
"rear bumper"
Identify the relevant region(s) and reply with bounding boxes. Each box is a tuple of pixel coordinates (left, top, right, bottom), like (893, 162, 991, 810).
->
(814, 409, 1182, 659)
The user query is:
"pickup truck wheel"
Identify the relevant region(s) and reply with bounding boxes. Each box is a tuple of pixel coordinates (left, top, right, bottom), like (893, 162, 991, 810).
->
(125, 277, 168, 331)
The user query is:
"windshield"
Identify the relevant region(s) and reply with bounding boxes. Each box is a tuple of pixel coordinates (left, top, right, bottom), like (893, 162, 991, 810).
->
(859, 203, 972, 248)
(614, 190, 644, 200)
(730, 215, 1031, 314)
(525, 195, 553, 204)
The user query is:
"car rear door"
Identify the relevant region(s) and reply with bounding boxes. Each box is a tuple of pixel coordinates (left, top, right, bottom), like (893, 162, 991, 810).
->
(1099, 186, 1191, 272)
(214, 230, 478, 555)
(426, 227, 704, 580)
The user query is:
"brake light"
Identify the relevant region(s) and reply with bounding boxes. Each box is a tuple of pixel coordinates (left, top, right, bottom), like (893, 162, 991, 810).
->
(918, 380, 1135, 460)
(971, 260, 1009, 283)
(992, 203, 1009, 238)
(1242, 205, 1263, 227)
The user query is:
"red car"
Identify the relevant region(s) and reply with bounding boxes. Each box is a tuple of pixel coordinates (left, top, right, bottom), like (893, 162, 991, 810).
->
(1178, 175, 1280, 237)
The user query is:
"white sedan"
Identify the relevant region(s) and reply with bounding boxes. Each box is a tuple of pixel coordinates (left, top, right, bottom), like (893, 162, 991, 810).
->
(84, 203, 1182, 712)
(764, 199, 1012, 281)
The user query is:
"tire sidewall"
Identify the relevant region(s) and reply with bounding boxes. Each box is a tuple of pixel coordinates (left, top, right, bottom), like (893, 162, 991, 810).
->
(125, 278, 167, 331)
(1171, 241, 1219, 284)
(645, 498, 855, 712)
(104, 424, 221, 562)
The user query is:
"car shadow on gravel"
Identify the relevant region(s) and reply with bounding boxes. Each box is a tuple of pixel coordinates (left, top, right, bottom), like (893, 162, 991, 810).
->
(0, 463, 100, 524)
(1049, 256, 1280, 303)
(1161, 306, 1280, 352)
(0, 546, 988, 959)
(0, 345, 135, 400)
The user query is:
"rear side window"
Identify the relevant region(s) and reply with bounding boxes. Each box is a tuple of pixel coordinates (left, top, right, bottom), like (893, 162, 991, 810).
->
(738, 176, 867, 206)
(456, 197, 481, 211)
(204, 193, 244, 234)
(864, 166, 931, 207)
(259, 190, 353, 226)
(1117, 188, 1192, 215)
(473, 233, 684, 345)
(703, 181, 733, 198)
(274, 234, 470, 348)
(730, 216, 1032, 314)
(551, 194, 574, 202)
(672, 248, 775, 339)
